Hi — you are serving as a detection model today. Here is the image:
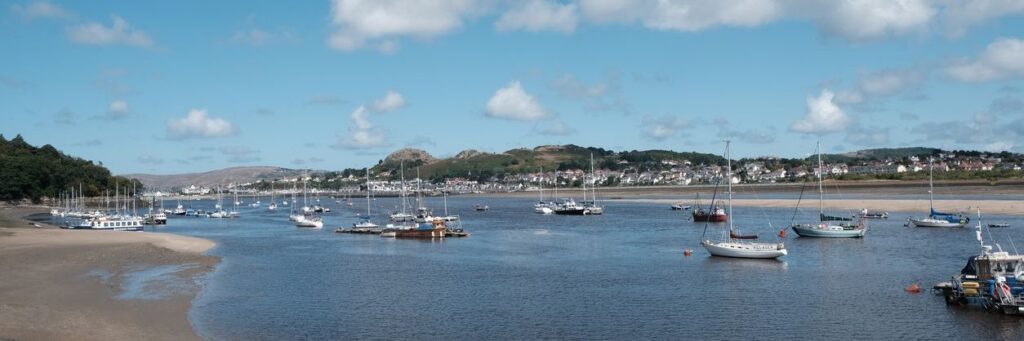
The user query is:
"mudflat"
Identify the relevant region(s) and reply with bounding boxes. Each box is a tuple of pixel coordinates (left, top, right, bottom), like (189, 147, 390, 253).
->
(0, 206, 217, 341)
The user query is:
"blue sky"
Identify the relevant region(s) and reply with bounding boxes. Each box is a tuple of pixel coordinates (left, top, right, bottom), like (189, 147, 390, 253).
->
(2, 0, 1024, 174)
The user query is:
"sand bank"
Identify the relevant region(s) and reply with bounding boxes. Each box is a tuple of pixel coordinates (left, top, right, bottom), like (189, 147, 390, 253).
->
(0, 206, 217, 341)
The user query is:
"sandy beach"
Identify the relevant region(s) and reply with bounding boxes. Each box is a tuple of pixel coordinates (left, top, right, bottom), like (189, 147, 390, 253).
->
(0, 206, 217, 341)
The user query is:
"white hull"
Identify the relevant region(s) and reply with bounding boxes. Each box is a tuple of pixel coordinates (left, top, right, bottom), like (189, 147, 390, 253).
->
(791, 224, 866, 238)
(296, 220, 323, 228)
(535, 207, 553, 214)
(911, 218, 967, 228)
(701, 240, 787, 259)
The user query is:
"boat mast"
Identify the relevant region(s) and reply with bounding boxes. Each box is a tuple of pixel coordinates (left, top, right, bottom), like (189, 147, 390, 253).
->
(590, 153, 598, 206)
(817, 140, 824, 221)
(928, 157, 934, 212)
(401, 160, 407, 215)
(365, 167, 371, 217)
(726, 140, 733, 241)
(539, 166, 544, 202)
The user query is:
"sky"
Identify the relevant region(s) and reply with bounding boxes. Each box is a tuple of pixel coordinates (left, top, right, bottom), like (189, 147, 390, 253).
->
(2, 0, 1024, 175)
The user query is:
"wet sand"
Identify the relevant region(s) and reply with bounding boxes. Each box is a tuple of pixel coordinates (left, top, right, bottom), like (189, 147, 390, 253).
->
(0, 206, 217, 341)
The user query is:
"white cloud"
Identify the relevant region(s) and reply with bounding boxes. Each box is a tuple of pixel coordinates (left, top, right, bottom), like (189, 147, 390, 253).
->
(327, 0, 479, 51)
(539, 121, 576, 136)
(107, 100, 129, 119)
(370, 90, 406, 112)
(578, 0, 782, 31)
(334, 105, 390, 149)
(809, 0, 934, 42)
(67, 15, 154, 47)
(790, 89, 852, 134)
(641, 115, 690, 141)
(10, 1, 73, 20)
(942, 0, 1024, 38)
(946, 37, 1024, 82)
(167, 109, 236, 139)
(496, 0, 578, 33)
(485, 81, 549, 121)
(644, 0, 783, 32)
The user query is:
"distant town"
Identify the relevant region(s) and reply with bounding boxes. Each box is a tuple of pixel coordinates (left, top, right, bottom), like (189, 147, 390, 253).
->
(161, 150, 1023, 197)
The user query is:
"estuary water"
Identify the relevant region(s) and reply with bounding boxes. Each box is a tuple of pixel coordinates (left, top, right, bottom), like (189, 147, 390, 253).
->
(152, 196, 1024, 340)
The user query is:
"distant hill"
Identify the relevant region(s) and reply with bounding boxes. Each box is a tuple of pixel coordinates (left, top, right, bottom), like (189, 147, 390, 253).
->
(373, 144, 727, 182)
(123, 166, 319, 190)
(0, 134, 139, 202)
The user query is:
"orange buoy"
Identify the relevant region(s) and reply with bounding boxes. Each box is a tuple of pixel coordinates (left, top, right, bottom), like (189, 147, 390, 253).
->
(683, 249, 693, 257)
(905, 284, 922, 294)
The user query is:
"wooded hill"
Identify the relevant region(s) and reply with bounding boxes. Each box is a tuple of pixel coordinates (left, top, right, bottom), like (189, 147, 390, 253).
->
(0, 135, 141, 202)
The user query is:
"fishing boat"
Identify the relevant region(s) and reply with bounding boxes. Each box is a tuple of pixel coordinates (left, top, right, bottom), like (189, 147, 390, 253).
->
(553, 198, 589, 215)
(910, 157, 968, 228)
(791, 141, 867, 238)
(936, 209, 1024, 314)
(395, 218, 448, 238)
(172, 200, 187, 215)
(700, 141, 787, 259)
(692, 192, 727, 222)
(859, 209, 887, 219)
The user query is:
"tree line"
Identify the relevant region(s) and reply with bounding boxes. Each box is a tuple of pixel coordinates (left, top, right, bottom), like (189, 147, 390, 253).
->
(0, 134, 143, 203)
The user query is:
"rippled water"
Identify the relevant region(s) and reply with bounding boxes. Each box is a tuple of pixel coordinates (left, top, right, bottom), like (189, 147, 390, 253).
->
(151, 196, 1024, 340)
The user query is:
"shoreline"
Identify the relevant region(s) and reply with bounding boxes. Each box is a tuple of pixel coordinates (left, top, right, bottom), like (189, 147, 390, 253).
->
(0, 206, 218, 341)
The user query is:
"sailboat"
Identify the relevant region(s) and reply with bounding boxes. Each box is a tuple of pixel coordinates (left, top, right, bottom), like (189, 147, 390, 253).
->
(353, 168, 380, 229)
(295, 182, 323, 228)
(209, 186, 229, 218)
(791, 141, 867, 238)
(267, 182, 278, 211)
(700, 141, 787, 259)
(581, 153, 604, 215)
(288, 182, 303, 222)
(910, 157, 969, 227)
(390, 161, 415, 222)
(228, 186, 241, 218)
(534, 167, 554, 214)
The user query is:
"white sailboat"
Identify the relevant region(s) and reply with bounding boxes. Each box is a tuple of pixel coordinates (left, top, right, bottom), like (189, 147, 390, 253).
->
(268, 182, 278, 211)
(353, 168, 380, 229)
(910, 157, 969, 227)
(582, 153, 603, 215)
(390, 161, 415, 222)
(534, 166, 554, 214)
(791, 141, 867, 238)
(700, 141, 787, 259)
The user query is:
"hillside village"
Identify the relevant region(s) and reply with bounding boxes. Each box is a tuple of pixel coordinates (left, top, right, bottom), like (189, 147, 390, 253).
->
(163, 147, 1024, 196)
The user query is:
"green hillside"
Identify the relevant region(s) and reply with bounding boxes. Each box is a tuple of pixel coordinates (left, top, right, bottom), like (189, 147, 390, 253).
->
(372, 145, 727, 182)
(0, 134, 142, 202)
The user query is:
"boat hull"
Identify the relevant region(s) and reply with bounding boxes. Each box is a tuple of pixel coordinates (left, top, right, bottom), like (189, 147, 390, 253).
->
(910, 218, 967, 228)
(395, 227, 446, 238)
(791, 224, 865, 238)
(701, 240, 787, 259)
(693, 213, 727, 222)
(554, 208, 588, 215)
